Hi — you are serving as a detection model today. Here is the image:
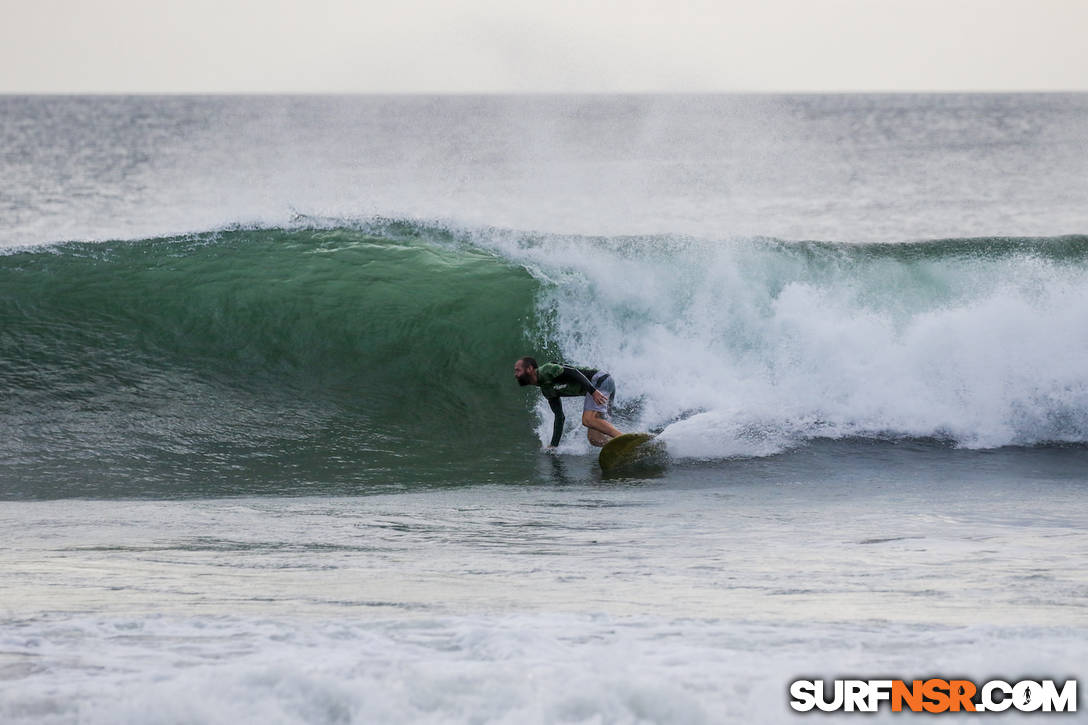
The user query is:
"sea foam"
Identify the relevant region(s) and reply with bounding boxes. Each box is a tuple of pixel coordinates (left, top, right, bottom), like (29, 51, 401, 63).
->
(480, 232, 1088, 456)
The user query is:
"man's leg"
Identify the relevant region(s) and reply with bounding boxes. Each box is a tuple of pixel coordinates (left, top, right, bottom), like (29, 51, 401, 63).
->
(583, 372, 620, 447)
(583, 410, 622, 447)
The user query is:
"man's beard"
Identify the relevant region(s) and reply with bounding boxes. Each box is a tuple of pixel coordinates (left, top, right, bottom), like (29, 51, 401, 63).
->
(516, 373, 533, 386)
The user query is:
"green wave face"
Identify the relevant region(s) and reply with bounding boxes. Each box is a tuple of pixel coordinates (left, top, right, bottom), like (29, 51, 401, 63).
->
(1, 227, 543, 497)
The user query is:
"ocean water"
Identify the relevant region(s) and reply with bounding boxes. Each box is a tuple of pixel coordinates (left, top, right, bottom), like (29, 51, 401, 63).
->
(1, 94, 1087, 723)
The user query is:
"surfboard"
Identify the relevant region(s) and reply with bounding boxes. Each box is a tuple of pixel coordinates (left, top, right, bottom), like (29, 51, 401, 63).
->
(598, 432, 666, 473)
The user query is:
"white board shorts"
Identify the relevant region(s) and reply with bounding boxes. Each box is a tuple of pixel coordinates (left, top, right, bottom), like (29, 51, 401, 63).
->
(584, 371, 616, 416)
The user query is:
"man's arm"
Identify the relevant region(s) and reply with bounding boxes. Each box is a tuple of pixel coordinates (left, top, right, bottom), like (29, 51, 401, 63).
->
(553, 366, 597, 394)
(555, 366, 609, 406)
(548, 396, 565, 447)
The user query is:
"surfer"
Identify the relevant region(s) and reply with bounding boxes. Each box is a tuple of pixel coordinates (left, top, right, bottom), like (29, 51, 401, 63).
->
(514, 357, 623, 448)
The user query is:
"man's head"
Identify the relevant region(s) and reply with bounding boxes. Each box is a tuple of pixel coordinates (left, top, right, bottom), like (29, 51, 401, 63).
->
(514, 356, 538, 386)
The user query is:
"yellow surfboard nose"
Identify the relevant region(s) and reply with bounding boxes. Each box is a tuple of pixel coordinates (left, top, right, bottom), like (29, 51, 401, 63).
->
(598, 432, 665, 472)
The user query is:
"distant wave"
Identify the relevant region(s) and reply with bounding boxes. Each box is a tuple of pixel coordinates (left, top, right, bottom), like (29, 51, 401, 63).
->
(3, 221, 1087, 495)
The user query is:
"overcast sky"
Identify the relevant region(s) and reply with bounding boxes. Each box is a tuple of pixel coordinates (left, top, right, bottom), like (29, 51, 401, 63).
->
(3, 0, 1086, 93)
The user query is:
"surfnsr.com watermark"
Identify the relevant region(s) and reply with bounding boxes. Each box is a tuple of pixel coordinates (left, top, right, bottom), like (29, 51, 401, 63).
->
(790, 679, 1077, 713)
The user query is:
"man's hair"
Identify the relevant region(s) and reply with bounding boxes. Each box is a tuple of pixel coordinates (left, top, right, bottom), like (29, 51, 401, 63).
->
(518, 356, 538, 369)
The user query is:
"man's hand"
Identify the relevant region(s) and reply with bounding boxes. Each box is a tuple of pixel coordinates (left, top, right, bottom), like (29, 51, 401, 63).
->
(592, 389, 607, 406)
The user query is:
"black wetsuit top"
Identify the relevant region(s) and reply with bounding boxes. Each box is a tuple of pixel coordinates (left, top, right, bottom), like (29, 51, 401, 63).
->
(537, 364, 600, 447)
